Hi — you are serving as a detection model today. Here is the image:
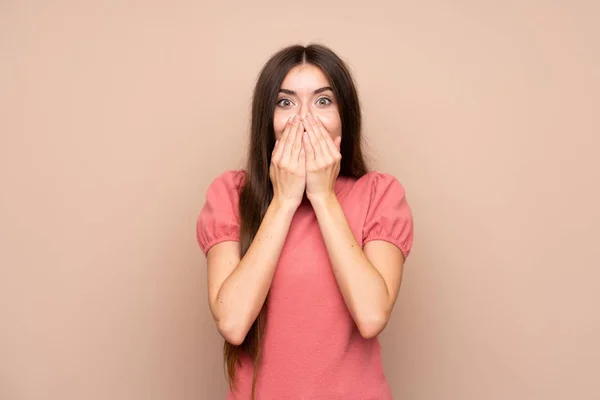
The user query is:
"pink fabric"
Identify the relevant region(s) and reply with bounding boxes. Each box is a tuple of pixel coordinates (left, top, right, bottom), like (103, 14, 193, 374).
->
(197, 170, 414, 400)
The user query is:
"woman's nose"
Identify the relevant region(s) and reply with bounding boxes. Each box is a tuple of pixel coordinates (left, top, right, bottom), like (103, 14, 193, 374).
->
(299, 102, 314, 120)
(299, 104, 308, 118)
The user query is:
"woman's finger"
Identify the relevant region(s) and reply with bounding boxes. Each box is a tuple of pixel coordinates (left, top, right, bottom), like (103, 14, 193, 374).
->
(303, 115, 325, 160)
(284, 115, 301, 157)
(272, 116, 291, 162)
(290, 116, 304, 163)
(277, 115, 295, 158)
(302, 132, 317, 168)
(314, 115, 339, 158)
(308, 114, 332, 160)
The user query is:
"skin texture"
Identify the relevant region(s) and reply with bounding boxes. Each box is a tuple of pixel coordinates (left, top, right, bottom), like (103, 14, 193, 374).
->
(206, 64, 405, 345)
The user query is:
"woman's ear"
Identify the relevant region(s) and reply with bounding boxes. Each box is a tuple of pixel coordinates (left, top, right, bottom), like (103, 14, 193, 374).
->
(335, 136, 342, 151)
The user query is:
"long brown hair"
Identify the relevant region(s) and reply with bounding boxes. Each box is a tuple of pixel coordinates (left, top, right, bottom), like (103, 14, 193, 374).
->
(225, 44, 369, 398)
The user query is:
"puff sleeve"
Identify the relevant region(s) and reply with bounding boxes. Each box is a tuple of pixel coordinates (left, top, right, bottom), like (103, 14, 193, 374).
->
(196, 170, 245, 257)
(362, 173, 414, 259)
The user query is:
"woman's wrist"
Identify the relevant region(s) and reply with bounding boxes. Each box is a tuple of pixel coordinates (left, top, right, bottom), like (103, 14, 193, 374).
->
(270, 195, 301, 216)
(307, 191, 338, 212)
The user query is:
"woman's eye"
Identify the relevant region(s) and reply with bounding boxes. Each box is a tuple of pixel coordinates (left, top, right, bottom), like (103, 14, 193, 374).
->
(277, 99, 292, 107)
(317, 97, 332, 106)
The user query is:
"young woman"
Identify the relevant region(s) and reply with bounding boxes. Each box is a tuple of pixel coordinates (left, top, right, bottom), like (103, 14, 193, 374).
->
(196, 44, 414, 399)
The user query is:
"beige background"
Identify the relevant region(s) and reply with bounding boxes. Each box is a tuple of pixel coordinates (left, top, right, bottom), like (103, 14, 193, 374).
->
(1, 1, 599, 399)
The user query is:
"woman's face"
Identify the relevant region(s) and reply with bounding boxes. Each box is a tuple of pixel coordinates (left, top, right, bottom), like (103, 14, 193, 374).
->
(273, 64, 342, 141)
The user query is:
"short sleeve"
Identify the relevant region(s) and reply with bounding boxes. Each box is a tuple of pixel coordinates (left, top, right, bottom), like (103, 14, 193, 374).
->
(362, 173, 414, 259)
(196, 170, 245, 256)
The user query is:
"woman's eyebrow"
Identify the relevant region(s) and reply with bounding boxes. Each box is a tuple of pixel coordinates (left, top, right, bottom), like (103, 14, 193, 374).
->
(278, 86, 334, 95)
(314, 86, 333, 94)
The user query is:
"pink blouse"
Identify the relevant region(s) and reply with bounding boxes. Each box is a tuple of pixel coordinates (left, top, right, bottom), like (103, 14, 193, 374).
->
(197, 170, 414, 399)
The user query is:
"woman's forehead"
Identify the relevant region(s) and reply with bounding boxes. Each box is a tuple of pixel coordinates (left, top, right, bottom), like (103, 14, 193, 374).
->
(280, 64, 331, 92)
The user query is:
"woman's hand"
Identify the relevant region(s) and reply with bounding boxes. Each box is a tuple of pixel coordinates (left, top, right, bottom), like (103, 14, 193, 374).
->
(302, 113, 342, 203)
(270, 114, 306, 209)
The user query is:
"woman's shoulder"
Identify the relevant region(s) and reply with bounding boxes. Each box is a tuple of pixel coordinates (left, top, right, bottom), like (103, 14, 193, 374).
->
(336, 171, 408, 208)
(347, 170, 406, 192)
(208, 169, 247, 191)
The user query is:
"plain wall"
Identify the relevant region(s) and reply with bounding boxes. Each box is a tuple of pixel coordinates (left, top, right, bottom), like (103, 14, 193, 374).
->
(1, 1, 599, 399)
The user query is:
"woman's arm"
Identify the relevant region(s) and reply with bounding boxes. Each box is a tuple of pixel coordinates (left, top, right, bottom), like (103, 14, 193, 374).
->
(301, 113, 406, 339)
(206, 115, 306, 345)
(310, 194, 405, 339)
(207, 198, 297, 345)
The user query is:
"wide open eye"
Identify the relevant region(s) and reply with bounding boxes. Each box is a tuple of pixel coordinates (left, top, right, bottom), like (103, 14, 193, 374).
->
(277, 98, 293, 107)
(316, 97, 332, 106)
